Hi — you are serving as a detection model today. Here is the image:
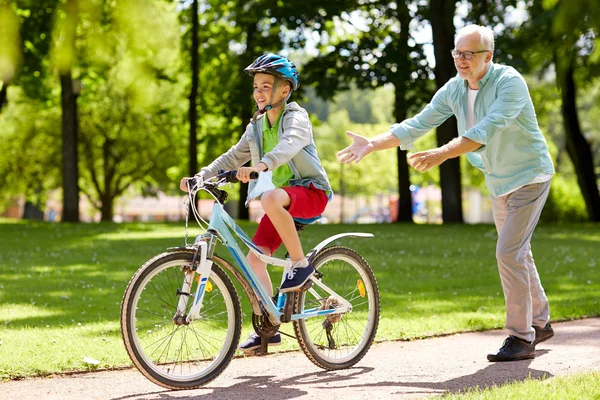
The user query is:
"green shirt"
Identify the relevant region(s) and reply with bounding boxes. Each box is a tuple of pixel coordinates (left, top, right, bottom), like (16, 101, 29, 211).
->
(262, 108, 294, 188)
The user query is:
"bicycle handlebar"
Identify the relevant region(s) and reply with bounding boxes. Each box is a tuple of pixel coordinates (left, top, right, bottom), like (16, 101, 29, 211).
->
(216, 169, 259, 183)
(188, 169, 259, 189)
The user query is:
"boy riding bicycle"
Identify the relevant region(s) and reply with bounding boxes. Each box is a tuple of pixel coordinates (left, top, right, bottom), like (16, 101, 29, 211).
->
(180, 53, 333, 352)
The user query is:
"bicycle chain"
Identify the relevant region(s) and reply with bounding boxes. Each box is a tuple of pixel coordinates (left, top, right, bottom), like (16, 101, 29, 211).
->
(252, 313, 280, 337)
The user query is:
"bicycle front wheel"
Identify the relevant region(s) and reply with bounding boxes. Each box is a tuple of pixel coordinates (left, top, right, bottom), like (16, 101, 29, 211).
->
(293, 246, 380, 370)
(120, 251, 241, 389)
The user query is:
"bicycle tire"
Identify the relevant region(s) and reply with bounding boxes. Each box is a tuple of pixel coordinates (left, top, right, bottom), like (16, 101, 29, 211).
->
(121, 251, 242, 389)
(293, 246, 380, 370)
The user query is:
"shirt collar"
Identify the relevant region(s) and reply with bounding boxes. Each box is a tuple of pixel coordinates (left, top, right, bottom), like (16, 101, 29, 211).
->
(262, 104, 286, 132)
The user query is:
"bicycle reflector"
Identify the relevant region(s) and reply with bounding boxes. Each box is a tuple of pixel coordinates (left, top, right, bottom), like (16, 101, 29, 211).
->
(357, 279, 366, 298)
(196, 275, 213, 292)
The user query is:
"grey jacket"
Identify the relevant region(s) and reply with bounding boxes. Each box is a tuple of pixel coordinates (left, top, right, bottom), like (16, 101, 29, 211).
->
(199, 102, 333, 199)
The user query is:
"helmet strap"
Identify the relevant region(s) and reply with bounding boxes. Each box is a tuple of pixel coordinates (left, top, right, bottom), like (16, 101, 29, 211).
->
(250, 76, 292, 124)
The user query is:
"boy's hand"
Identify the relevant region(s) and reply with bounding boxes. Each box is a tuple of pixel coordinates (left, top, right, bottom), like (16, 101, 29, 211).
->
(237, 165, 265, 183)
(337, 131, 374, 164)
(180, 177, 191, 192)
(179, 174, 204, 192)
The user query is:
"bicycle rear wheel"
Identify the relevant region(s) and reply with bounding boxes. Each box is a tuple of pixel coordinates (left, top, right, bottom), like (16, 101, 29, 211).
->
(120, 251, 241, 389)
(293, 246, 380, 370)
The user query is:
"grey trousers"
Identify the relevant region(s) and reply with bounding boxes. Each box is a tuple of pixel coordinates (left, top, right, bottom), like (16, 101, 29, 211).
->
(490, 180, 551, 343)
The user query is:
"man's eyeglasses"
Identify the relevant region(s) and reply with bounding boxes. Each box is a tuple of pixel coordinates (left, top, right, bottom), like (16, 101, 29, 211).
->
(451, 49, 490, 60)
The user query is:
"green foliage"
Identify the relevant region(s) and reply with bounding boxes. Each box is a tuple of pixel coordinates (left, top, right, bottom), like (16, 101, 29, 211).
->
(314, 109, 397, 196)
(305, 84, 395, 124)
(0, 86, 61, 211)
(0, 0, 188, 218)
(541, 174, 588, 223)
(0, 2, 21, 83)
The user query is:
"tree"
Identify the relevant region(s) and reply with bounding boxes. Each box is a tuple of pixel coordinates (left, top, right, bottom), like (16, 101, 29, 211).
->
(425, 0, 464, 223)
(497, 0, 600, 221)
(74, 0, 185, 220)
(0, 0, 187, 221)
(0, 2, 21, 114)
(302, 1, 432, 223)
(188, 0, 199, 180)
(0, 90, 62, 214)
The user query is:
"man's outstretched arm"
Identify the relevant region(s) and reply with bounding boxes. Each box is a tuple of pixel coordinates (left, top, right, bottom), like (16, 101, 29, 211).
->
(408, 136, 482, 172)
(337, 131, 401, 164)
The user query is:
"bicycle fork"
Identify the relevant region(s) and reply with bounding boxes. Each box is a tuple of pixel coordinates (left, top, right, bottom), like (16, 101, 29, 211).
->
(173, 235, 216, 325)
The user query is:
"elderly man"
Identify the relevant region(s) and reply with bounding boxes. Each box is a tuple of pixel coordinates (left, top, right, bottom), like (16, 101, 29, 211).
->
(337, 24, 555, 362)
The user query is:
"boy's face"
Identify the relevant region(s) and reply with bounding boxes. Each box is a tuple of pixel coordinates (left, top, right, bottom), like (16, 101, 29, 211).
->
(253, 73, 290, 109)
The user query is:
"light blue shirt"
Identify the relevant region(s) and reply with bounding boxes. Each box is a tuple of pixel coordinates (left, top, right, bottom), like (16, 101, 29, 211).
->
(390, 62, 554, 197)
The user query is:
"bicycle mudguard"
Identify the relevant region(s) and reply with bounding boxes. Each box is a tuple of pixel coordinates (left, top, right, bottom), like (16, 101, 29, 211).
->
(306, 232, 374, 262)
(166, 247, 264, 316)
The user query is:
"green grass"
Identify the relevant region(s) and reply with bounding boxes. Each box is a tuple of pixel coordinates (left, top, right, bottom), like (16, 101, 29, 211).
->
(443, 371, 600, 399)
(0, 220, 599, 380)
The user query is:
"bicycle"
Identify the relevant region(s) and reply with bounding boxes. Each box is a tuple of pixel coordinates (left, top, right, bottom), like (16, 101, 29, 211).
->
(120, 170, 380, 390)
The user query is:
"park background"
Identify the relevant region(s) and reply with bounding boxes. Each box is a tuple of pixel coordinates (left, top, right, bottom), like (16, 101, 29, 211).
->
(1, 0, 599, 398)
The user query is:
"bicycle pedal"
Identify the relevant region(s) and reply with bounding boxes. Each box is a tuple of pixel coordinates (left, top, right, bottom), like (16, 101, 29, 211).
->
(281, 292, 296, 323)
(299, 280, 313, 291)
(243, 348, 267, 356)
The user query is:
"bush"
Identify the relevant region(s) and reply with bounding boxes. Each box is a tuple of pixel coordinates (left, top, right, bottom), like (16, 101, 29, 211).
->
(540, 174, 588, 222)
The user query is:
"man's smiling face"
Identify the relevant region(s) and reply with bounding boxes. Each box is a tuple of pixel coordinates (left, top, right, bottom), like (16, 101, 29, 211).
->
(454, 33, 492, 87)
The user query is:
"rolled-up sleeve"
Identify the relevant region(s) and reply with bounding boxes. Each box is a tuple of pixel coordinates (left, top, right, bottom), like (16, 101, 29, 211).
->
(463, 73, 528, 145)
(390, 83, 454, 150)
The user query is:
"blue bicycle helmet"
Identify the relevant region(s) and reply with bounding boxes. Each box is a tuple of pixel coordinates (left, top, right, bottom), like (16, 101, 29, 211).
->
(244, 53, 300, 91)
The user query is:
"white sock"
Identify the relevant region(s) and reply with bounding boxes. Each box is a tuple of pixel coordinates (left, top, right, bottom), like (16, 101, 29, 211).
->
(293, 258, 309, 268)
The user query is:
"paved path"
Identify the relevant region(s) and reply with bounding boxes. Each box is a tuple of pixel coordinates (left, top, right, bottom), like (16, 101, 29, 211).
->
(2, 318, 599, 400)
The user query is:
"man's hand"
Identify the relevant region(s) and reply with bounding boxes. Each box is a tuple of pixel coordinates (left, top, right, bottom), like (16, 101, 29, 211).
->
(337, 131, 374, 164)
(408, 149, 448, 172)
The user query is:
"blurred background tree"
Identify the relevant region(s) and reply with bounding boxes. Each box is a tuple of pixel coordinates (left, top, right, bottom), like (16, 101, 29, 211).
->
(0, 0, 598, 223)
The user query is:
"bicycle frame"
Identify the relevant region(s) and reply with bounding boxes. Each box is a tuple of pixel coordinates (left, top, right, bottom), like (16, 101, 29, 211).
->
(181, 200, 361, 326)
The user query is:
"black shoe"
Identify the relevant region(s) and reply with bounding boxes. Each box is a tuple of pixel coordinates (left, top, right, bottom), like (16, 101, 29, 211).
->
(533, 322, 554, 346)
(487, 335, 535, 362)
(280, 264, 315, 292)
(238, 332, 281, 351)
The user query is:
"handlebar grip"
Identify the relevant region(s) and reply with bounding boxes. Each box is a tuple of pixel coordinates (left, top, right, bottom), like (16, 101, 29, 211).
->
(217, 170, 259, 183)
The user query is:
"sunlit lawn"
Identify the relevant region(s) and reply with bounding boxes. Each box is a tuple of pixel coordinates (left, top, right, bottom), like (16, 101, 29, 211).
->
(444, 371, 600, 400)
(0, 219, 599, 379)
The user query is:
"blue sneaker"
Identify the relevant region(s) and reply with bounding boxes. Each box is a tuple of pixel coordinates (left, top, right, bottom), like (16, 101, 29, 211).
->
(238, 332, 281, 351)
(280, 264, 315, 292)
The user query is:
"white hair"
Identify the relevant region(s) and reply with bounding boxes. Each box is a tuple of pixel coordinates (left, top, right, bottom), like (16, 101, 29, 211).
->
(455, 25, 495, 53)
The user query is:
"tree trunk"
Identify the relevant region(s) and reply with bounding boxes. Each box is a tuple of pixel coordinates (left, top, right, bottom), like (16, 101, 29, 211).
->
(60, 71, 80, 222)
(188, 0, 200, 216)
(22, 201, 44, 220)
(393, 82, 412, 223)
(393, 4, 414, 223)
(0, 81, 8, 114)
(560, 60, 600, 221)
(429, 0, 464, 223)
(188, 0, 199, 178)
(237, 21, 258, 221)
(100, 194, 113, 222)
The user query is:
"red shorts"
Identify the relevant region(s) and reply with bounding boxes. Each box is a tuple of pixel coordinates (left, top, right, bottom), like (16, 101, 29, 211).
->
(252, 185, 328, 254)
